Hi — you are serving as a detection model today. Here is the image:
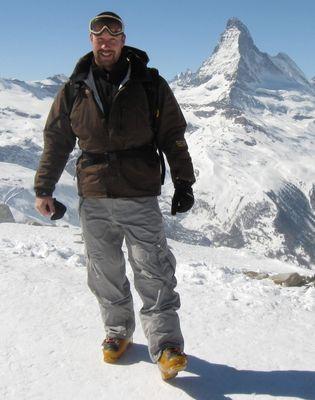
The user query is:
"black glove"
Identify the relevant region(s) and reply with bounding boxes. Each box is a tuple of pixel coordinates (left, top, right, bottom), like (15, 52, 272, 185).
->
(171, 180, 194, 216)
(50, 199, 67, 220)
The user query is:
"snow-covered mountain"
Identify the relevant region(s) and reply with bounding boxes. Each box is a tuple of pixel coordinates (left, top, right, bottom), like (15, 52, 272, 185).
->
(0, 74, 80, 225)
(0, 18, 314, 267)
(169, 18, 315, 268)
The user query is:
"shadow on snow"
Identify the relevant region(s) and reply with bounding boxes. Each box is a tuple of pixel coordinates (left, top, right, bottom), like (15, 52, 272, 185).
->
(123, 343, 315, 400)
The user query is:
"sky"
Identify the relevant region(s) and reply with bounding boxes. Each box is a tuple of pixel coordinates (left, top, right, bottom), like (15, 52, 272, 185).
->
(1, 0, 315, 82)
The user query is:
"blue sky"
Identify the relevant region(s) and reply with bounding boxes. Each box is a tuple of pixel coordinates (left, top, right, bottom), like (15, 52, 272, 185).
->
(1, 0, 314, 81)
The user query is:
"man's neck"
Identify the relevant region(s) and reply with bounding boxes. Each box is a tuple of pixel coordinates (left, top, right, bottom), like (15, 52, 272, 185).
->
(93, 54, 129, 85)
(93, 58, 112, 72)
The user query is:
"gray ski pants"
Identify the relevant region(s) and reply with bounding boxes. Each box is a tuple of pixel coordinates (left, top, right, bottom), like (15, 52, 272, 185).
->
(79, 196, 184, 362)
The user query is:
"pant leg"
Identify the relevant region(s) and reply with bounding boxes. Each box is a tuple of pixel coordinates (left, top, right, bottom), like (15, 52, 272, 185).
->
(80, 197, 135, 339)
(114, 197, 184, 362)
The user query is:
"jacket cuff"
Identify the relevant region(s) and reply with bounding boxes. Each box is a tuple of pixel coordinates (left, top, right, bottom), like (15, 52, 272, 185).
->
(35, 189, 53, 198)
(173, 177, 194, 189)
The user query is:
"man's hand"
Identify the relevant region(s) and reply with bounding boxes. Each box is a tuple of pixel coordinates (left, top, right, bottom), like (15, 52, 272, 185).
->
(35, 196, 55, 217)
(171, 180, 194, 216)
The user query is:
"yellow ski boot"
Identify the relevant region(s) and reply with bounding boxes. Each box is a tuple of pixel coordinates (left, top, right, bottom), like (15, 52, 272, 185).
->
(157, 347, 187, 380)
(102, 337, 132, 363)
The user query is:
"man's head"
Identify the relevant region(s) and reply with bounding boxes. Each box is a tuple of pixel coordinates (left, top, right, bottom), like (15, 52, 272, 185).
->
(89, 12, 125, 70)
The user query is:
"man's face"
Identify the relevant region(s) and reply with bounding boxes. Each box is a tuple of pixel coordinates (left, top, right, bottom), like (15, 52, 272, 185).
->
(90, 21, 125, 70)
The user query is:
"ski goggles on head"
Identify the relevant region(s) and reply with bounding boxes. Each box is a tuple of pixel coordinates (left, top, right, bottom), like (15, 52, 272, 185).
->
(89, 15, 125, 36)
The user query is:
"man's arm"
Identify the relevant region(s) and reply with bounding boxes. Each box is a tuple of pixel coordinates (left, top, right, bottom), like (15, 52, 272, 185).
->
(155, 77, 195, 215)
(155, 77, 195, 185)
(34, 83, 76, 216)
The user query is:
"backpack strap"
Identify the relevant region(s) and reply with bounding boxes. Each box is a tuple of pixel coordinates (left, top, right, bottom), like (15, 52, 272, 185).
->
(64, 80, 82, 116)
(143, 68, 166, 185)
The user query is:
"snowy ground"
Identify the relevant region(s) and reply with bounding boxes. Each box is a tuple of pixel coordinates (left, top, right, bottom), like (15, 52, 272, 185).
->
(1, 223, 315, 400)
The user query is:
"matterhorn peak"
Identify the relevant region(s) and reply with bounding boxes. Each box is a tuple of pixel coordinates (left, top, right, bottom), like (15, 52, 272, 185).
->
(173, 16, 313, 99)
(221, 17, 256, 58)
(183, 18, 257, 87)
(226, 17, 252, 37)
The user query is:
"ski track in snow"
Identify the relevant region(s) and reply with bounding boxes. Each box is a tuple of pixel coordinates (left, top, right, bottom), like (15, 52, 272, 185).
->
(0, 223, 314, 400)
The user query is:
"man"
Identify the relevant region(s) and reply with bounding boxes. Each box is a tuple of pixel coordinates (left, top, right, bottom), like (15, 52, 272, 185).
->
(34, 11, 195, 380)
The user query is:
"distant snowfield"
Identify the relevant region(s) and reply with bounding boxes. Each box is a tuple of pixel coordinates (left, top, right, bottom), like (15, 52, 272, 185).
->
(1, 223, 314, 400)
(0, 162, 79, 225)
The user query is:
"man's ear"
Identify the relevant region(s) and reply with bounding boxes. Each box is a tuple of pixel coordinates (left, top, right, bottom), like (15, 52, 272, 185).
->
(122, 34, 126, 45)
(89, 33, 94, 43)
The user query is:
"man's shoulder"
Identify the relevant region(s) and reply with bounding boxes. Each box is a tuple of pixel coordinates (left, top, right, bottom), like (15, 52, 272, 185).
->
(152, 72, 171, 93)
(145, 68, 170, 88)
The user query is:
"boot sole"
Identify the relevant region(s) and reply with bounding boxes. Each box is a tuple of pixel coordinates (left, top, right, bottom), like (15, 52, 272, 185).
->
(158, 359, 188, 380)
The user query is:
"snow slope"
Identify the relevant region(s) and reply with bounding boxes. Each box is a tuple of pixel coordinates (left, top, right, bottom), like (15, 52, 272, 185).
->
(1, 223, 314, 400)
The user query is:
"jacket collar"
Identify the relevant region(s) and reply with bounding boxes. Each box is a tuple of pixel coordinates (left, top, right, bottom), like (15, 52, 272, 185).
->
(69, 46, 152, 84)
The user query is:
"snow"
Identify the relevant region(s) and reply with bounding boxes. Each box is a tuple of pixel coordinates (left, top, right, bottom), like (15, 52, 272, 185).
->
(0, 222, 314, 400)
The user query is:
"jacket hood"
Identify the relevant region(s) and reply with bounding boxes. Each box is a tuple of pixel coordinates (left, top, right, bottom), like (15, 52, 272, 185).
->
(125, 46, 149, 65)
(70, 46, 150, 83)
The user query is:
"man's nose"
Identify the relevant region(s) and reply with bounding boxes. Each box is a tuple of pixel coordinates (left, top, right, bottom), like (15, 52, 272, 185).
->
(100, 42, 111, 49)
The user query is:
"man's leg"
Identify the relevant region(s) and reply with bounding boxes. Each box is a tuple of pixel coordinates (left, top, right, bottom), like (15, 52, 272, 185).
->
(80, 198, 135, 339)
(114, 197, 184, 362)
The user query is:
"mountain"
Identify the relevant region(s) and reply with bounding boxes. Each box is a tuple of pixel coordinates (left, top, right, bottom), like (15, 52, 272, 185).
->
(0, 74, 79, 225)
(170, 18, 315, 267)
(0, 74, 67, 100)
(0, 19, 314, 267)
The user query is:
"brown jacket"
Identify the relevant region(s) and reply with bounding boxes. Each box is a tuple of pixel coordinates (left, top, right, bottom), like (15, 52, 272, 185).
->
(34, 47, 195, 198)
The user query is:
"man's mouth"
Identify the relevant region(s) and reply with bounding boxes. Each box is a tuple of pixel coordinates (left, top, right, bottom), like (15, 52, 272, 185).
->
(99, 51, 113, 57)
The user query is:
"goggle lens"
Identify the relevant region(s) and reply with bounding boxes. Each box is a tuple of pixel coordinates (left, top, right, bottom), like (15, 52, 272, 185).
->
(89, 17, 124, 36)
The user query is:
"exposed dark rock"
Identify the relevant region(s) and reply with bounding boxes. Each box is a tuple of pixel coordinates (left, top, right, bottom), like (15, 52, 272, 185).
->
(244, 271, 315, 286)
(0, 107, 41, 119)
(310, 184, 315, 211)
(163, 216, 211, 246)
(270, 272, 315, 287)
(267, 182, 315, 267)
(244, 138, 257, 146)
(234, 116, 266, 133)
(0, 142, 42, 170)
(222, 107, 242, 119)
(186, 122, 199, 133)
(1, 76, 65, 99)
(212, 224, 246, 249)
(238, 201, 273, 230)
(26, 221, 44, 226)
(293, 114, 313, 121)
(194, 110, 217, 118)
(244, 271, 269, 280)
(0, 203, 15, 223)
